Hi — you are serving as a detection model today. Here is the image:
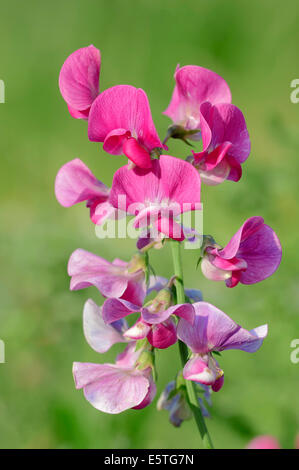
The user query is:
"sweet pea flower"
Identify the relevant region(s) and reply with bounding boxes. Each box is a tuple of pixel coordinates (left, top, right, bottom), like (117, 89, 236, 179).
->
(102, 288, 195, 349)
(55, 158, 117, 225)
(163, 65, 231, 137)
(109, 154, 202, 241)
(201, 217, 282, 288)
(177, 302, 268, 390)
(59, 45, 101, 119)
(88, 85, 164, 169)
(73, 342, 156, 414)
(68, 249, 146, 305)
(190, 102, 251, 185)
(83, 298, 128, 353)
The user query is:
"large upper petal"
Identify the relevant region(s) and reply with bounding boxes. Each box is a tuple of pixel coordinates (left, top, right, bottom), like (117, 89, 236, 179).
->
(198, 102, 250, 163)
(73, 362, 149, 414)
(237, 224, 282, 285)
(177, 301, 267, 354)
(109, 155, 201, 214)
(88, 85, 163, 152)
(55, 158, 109, 207)
(83, 299, 127, 353)
(164, 65, 231, 129)
(59, 45, 100, 117)
(68, 249, 129, 298)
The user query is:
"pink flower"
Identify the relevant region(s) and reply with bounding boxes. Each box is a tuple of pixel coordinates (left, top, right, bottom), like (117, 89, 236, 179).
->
(201, 217, 282, 288)
(68, 249, 145, 305)
(55, 158, 117, 225)
(164, 65, 231, 131)
(73, 343, 156, 414)
(102, 292, 194, 350)
(247, 434, 299, 449)
(191, 102, 250, 185)
(246, 435, 281, 449)
(177, 301, 268, 390)
(88, 85, 164, 168)
(59, 45, 101, 120)
(109, 155, 202, 241)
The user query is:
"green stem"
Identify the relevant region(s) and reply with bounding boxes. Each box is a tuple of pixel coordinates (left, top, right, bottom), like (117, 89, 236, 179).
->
(170, 240, 214, 449)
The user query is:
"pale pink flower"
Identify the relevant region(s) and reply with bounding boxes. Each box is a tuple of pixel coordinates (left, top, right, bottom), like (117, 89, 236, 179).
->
(73, 342, 156, 414)
(177, 302, 268, 390)
(68, 249, 145, 305)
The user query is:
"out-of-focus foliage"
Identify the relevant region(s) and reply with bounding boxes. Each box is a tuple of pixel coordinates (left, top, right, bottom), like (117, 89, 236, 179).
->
(0, 0, 298, 449)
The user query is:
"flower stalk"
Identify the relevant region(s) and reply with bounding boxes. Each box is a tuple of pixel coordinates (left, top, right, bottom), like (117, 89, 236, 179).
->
(170, 240, 214, 449)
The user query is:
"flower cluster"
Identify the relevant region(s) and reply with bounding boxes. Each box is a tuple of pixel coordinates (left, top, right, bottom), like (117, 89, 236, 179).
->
(56, 46, 282, 431)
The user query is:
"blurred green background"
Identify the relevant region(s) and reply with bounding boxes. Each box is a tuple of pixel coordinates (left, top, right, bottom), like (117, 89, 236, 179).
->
(0, 0, 298, 449)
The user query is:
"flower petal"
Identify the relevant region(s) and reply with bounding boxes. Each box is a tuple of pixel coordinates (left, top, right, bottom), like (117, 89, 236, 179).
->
(109, 155, 201, 214)
(59, 45, 100, 118)
(73, 362, 149, 414)
(55, 159, 109, 207)
(102, 298, 141, 324)
(68, 249, 129, 298)
(147, 318, 177, 349)
(83, 299, 127, 353)
(177, 301, 267, 354)
(164, 65, 231, 129)
(88, 85, 163, 152)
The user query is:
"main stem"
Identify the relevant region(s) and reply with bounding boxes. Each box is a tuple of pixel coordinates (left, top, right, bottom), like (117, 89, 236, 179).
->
(170, 240, 214, 449)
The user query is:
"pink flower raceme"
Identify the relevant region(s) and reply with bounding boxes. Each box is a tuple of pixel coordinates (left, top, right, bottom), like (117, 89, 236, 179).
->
(88, 85, 164, 169)
(177, 302, 268, 391)
(201, 217, 282, 288)
(190, 102, 250, 185)
(109, 155, 202, 242)
(74, 342, 156, 414)
(59, 45, 101, 120)
(102, 288, 194, 350)
(68, 249, 146, 305)
(164, 65, 231, 132)
(55, 158, 117, 225)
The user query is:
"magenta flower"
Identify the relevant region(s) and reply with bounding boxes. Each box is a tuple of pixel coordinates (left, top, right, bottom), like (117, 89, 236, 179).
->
(102, 294, 194, 350)
(177, 302, 268, 390)
(201, 216, 282, 288)
(164, 65, 231, 131)
(73, 342, 156, 414)
(55, 158, 117, 225)
(88, 85, 164, 168)
(109, 155, 202, 241)
(59, 45, 101, 120)
(191, 102, 250, 185)
(68, 249, 145, 305)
